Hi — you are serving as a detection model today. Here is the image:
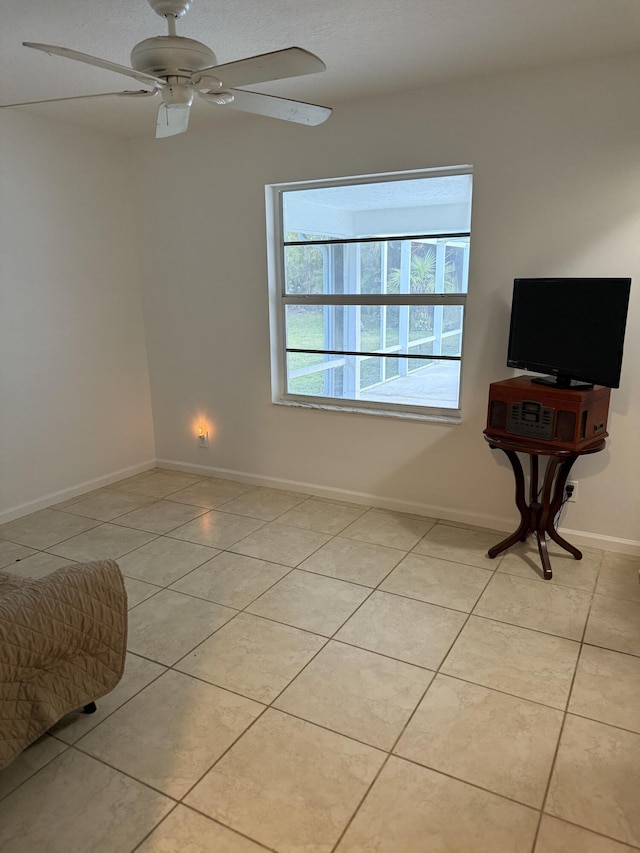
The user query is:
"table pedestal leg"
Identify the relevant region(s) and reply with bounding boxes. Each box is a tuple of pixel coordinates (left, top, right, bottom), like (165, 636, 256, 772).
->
(487, 448, 582, 579)
(487, 449, 533, 558)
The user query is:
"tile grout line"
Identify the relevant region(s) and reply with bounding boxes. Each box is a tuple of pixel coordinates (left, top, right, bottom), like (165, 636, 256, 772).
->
(0, 738, 73, 805)
(164, 803, 278, 853)
(152, 531, 342, 667)
(2, 476, 639, 850)
(529, 548, 605, 853)
(328, 541, 611, 851)
(94, 517, 436, 847)
(128, 802, 182, 853)
(330, 551, 484, 852)
(52, 660, 170, 750)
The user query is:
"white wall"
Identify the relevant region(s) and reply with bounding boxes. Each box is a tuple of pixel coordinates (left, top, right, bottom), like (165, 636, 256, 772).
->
(0, 112, 155, 521)
(131, 55, 636, 549)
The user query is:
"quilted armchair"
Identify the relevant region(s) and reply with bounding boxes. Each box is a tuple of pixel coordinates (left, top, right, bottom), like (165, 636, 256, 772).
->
(0, 560, 127, 768)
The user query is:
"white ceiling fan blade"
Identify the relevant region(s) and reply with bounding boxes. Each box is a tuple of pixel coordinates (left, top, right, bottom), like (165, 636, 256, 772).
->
(193, 47, 325, 91)
(201, 89, 332, 126)
(23, 43, 166, 88)
(156, 103, 190, 138)
(0, 90, 157, 109)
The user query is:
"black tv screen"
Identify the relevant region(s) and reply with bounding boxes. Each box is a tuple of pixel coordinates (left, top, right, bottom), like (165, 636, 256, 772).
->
(507, 278, 631, 389)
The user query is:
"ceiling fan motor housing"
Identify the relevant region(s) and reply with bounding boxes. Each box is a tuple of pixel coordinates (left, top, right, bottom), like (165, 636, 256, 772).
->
(130, 36, 216, 78)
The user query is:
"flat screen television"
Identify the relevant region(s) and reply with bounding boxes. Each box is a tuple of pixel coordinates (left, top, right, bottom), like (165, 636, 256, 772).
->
(507, 277, 631, 389)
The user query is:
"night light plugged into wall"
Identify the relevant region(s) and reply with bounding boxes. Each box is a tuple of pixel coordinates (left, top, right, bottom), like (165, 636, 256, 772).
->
(197, 424, 209, 448)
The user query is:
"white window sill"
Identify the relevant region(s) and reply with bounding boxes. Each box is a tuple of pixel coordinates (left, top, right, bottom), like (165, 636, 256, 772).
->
(273, 398, 462, 424)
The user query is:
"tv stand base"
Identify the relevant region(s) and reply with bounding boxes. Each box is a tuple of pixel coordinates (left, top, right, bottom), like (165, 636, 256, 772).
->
(531, 376, 594, 391)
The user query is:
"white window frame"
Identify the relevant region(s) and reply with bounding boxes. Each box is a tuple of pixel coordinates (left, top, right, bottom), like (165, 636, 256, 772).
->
(265, 166, 472, 422)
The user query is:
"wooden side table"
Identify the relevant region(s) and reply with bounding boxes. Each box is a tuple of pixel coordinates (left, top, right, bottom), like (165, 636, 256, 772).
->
(484, 432, 605, 579)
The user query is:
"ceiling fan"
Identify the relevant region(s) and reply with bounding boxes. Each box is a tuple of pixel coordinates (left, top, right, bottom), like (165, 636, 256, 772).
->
(1, 0, 332, 138)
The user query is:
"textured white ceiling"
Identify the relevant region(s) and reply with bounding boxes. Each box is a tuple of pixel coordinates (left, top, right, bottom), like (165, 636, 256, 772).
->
(2, 0, 640, 139)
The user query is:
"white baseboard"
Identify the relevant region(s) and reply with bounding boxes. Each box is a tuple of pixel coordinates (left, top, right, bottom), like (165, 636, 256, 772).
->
(0, 460, 156, 525)
(554, 528, 640, 557)
(4, 456, 638, 558)
(157, 457, 640, 558)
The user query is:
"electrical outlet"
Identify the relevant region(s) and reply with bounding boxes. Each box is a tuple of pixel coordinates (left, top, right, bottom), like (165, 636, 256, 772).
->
(565, 480, 578, 503)
(197, 431, 209, 448)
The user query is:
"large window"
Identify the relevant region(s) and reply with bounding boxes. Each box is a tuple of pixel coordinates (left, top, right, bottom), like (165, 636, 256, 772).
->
(266, 166, 473, 421)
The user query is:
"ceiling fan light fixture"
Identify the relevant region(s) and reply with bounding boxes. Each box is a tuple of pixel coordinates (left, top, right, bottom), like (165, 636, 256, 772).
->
(193, 73, 223, 91)
(161, 78, 194, 106)
(200, 91, 234, 105)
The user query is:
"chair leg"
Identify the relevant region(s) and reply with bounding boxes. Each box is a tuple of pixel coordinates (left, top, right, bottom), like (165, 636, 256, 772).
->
(82, 702, 97, 714)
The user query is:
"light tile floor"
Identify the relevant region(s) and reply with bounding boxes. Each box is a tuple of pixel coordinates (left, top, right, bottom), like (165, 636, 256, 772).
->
(1, 467, 639, 853)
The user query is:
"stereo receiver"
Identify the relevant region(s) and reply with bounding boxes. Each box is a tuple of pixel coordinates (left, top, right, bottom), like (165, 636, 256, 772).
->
(485, 376, 610, 451)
